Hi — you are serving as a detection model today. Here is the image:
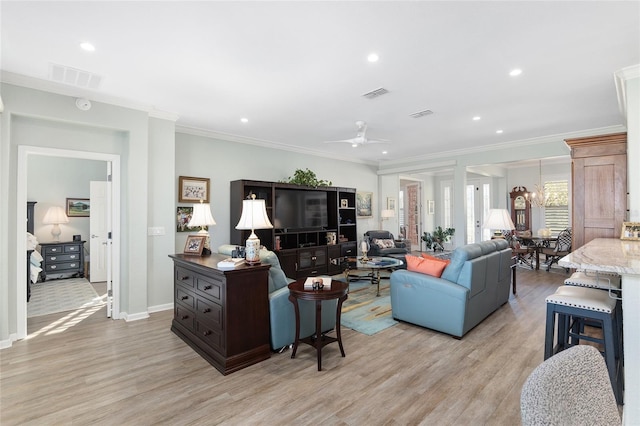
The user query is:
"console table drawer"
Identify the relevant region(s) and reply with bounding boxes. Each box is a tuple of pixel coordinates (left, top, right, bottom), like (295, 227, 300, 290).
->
(176, 286, 195, 309)
(196, 276, 222, 302)
(195, 320, 224, 352)
(44, 261, 82, 273)
(175, 266, 195, 288)
(175, 305, 195, 332)
(196, 298, 222, 330)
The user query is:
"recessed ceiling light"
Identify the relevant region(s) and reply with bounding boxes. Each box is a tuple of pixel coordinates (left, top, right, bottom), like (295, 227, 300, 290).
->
(382, 151, 388, 155)
(367, 53, 379, 63)
(240, 117, 249, 123)
(352, 143, 358, 148)
(473, 116, 481, 121)
(80, 42, 95, 52)
(509, 68, 522, 77)
(496, 129, 504, 134)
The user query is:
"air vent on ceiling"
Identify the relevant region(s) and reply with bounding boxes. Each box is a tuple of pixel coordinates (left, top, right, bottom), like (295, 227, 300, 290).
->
(49, 63, 103, 90)
(409, 109, 434, 118)
(362, 87, 389, 99)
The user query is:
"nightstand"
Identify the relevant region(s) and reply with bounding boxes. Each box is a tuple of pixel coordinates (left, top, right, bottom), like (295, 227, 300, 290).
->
(39, 241, 85, 281)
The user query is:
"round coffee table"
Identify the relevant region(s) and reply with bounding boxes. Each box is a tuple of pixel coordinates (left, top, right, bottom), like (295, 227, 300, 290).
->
(345, 257, 404, 296)
(288, 279, 349, 371)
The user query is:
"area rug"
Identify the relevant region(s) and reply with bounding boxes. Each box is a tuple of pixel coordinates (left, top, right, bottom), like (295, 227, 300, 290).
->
(341, 279, 397, 335)
(28, 278, 102, 318)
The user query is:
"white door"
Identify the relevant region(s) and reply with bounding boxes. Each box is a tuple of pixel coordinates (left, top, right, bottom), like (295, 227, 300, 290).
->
(466, 180, 491, 244)
(90, 181, 108, 282)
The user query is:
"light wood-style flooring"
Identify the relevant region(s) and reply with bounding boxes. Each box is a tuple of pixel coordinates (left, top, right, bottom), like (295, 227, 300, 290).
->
(1, 268, 567, 425)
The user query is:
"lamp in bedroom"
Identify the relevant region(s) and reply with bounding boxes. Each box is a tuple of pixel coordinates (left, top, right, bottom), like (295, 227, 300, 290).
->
(235, 194, 273, 265)
(42, 206, 69, 242)
(187, 200, 216, 255)
(482, 208, 515, 238)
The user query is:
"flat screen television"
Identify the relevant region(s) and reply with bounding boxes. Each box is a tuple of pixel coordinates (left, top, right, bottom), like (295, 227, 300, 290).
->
(274, 189, 328, 230)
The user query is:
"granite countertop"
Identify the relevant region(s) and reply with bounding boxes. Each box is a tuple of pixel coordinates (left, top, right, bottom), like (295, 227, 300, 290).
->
(559, 237, 640, 275)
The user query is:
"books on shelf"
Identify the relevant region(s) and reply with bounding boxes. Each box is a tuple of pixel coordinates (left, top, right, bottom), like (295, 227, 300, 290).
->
(217, 257, 245, 269)
(303, 276, 332, 290)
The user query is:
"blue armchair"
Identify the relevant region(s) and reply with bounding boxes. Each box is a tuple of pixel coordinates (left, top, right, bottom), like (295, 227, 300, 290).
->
(218, 245, 336, 351)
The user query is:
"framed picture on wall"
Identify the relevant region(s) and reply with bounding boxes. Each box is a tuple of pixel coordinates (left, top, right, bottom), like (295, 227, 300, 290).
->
(356, 191, 373, 218)
(178, 176, 210, 203)
(176, 206, 206, 233)
(387, 197, 396, 210)
(428, 200, 435, 215)
(66, 198, 90, 217)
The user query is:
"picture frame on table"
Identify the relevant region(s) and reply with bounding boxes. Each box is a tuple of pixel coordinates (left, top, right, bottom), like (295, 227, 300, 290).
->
(340, 199, 349, 208)
(66, 198, 90, 217)
(183, 235, 207, 256)
(178, 176, 210, 203)
(356, 191, 373, 218)
(620, 222, 640, 241)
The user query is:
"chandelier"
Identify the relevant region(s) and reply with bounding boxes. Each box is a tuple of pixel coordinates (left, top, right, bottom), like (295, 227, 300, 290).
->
(524, 160, 548, 208)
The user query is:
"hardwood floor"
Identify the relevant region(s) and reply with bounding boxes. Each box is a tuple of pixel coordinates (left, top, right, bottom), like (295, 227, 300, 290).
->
(1, 269, 567, 425)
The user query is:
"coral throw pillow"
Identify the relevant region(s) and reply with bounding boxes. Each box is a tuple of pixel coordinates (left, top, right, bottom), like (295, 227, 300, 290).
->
(406, 254, 450, 278)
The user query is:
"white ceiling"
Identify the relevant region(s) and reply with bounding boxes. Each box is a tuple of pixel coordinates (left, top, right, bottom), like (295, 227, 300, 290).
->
(2, 1, 639, 164)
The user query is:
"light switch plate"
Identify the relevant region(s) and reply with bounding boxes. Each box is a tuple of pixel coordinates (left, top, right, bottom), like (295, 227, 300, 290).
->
(148, 227, 165, 236)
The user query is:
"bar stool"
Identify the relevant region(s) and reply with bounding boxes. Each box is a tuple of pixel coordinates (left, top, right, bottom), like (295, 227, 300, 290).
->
(545, 285, 623, 404)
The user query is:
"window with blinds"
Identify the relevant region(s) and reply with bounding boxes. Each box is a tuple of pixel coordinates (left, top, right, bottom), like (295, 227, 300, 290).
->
(544, 180, 569, 234)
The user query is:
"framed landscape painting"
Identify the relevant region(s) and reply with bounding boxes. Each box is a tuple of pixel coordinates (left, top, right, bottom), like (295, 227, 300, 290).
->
(66, 198, 90, 217)
(356, 191, 373, 218)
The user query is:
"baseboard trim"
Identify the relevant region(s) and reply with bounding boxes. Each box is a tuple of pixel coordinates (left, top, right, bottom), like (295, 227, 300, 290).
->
(0, 337, 13, 349)
(148, 303, 173, 313)
(121, 311, 150, 322)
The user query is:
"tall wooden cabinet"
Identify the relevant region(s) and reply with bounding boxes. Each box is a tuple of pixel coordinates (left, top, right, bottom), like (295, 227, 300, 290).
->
(230, 180, 357, 279)
(509, 186, 531, 235)
(565, 132, 627, 250)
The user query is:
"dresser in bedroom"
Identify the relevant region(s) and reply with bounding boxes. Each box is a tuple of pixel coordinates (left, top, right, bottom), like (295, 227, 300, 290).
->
(39, 241, 86, 281)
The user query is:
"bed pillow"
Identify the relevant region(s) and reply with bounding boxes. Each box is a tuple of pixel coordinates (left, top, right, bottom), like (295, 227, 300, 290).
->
(406, 254, 449, 278)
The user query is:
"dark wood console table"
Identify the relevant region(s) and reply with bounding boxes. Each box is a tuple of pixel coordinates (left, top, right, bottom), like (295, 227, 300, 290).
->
(169, 253, 271, 375)
(288, 278, 349, 371)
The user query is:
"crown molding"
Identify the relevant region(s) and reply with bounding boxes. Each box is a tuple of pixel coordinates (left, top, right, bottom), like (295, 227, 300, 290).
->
(175, 124, 377, 166)
(614, 64, 640, 123)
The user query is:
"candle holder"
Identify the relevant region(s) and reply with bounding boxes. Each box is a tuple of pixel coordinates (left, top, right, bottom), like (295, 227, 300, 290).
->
(360, 238, 370, 262)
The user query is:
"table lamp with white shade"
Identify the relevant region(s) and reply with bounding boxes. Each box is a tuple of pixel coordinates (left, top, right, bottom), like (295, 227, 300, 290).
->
(380, 209, 395, 229)
(235, 194, 273, 264)
(42, 206, 69, 242)
(483, 208, 515, 238)
(187, 200, 216, 255)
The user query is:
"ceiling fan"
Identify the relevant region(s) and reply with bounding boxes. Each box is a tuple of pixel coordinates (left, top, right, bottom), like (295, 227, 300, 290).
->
(323, 121, 390, 147)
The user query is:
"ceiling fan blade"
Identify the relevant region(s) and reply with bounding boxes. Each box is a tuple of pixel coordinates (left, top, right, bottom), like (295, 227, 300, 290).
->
(364, 138, 390, 144)
(323, 138, 357, 144)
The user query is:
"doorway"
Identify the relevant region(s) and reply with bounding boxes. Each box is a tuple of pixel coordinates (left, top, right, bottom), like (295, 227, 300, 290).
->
(16, 146, 121, 340)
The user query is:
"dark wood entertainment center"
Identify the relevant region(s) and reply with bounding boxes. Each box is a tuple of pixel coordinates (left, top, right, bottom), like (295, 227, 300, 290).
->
(230, 180, 358, 279)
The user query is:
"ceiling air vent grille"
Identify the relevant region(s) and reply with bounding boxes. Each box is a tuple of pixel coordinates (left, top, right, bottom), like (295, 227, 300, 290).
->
(49, 63, 103, 90)
(362, 87, 389, 99)
(409, 109, 434, 118)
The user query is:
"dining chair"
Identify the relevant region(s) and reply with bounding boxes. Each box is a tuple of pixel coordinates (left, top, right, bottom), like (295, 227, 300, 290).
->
(540, 228, 572, 272)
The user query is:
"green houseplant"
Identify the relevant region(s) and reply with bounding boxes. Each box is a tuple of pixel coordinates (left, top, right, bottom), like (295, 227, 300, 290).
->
(422, 226, 455, 251)
(280, 168, 332, 187)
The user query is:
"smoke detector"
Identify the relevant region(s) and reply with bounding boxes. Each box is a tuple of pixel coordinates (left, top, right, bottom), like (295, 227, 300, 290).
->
(75, 98, 92, 111)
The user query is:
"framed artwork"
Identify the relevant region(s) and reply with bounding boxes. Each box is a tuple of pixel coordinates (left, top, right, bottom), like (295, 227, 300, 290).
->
(428, 200, 435, 215)
(66, 198, 90, 217)
(621, 222, 640, 241)
(387, 197, 396, 210)
(183, 235, 206, 256)
(340, 199, 349, 208)
(179, 176, 210, 203)
(176, 206, 206, 232)
(356, 191, 373, 218)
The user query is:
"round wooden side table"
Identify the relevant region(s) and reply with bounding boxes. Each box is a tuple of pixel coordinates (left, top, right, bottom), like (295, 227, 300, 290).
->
(288, 278, 349, 371)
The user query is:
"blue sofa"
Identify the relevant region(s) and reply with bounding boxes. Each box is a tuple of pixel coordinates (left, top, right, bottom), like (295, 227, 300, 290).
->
(218, 245, 336, 351)
(389, 239, 512, 338)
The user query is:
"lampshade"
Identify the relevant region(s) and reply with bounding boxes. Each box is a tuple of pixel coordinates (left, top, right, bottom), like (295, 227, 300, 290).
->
(483, 209, 515, 237)
(42, 206, 69, 225)
(381, 209, 395, 219)
(188, 201, 216, 255)
(235, 195, 273, 264)
(42, 206, 69, 242)
(187, 202, 216, 228)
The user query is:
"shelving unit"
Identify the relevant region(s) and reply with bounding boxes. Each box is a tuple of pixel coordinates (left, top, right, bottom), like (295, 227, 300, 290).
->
(230, 180, 357, 278)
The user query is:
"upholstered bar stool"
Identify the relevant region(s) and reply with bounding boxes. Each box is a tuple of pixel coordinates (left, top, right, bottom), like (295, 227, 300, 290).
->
(544, 285, 623, 404)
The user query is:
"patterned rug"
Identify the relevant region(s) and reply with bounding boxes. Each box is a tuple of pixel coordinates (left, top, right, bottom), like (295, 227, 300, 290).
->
(28, 278, 102, 318)
(341, 278, 397, 335)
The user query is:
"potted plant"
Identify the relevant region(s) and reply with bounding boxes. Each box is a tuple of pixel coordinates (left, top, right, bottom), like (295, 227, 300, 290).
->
(280, 168, 332, 187)
(422, 226, 455, 251)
